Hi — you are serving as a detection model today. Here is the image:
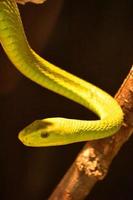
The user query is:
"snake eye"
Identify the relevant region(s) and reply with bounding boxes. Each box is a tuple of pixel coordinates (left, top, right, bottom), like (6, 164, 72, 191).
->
(41, 132, 49, 138)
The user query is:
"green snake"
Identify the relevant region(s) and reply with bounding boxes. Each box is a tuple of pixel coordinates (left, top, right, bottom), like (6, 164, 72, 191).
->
(0, 0, 123, 147)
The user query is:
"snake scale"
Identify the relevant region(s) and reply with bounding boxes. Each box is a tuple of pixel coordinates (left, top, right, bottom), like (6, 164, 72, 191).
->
(0, 0, 123, 147)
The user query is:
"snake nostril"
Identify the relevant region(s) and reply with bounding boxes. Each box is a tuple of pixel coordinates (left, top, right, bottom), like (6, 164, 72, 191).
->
(41, 132, 49, 138)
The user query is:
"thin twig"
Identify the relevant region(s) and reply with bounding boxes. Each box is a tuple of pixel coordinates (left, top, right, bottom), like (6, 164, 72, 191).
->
(49, 66, 133, 200)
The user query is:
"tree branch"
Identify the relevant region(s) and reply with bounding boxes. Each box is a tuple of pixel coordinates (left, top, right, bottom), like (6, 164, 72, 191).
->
(49, 66, 133, 200)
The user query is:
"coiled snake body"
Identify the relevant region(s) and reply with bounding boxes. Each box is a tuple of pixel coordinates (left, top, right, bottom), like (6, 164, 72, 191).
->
(0, 0, 123, 146)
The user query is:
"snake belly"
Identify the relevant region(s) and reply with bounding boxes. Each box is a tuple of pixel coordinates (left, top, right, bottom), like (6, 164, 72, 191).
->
(0, 0, 123, 146)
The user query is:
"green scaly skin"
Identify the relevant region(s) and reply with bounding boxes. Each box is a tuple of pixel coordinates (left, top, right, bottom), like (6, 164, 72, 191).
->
(0, 0, 123, 146)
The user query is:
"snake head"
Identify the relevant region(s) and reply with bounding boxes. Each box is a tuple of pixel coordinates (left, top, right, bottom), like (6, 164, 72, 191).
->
(18, 118, 71, 147)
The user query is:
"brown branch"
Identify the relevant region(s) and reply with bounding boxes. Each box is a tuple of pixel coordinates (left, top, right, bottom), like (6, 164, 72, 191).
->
(48, 66, 133, 200)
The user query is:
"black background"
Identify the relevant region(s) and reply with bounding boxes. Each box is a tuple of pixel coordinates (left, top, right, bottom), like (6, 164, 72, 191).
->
(0, 0, 132, 199)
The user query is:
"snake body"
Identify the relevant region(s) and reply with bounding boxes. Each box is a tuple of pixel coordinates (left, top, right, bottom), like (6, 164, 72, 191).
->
(0, 0, 123, 146)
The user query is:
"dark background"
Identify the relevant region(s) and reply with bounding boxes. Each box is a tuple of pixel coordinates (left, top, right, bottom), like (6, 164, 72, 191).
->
(0, 0, 132, 199)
